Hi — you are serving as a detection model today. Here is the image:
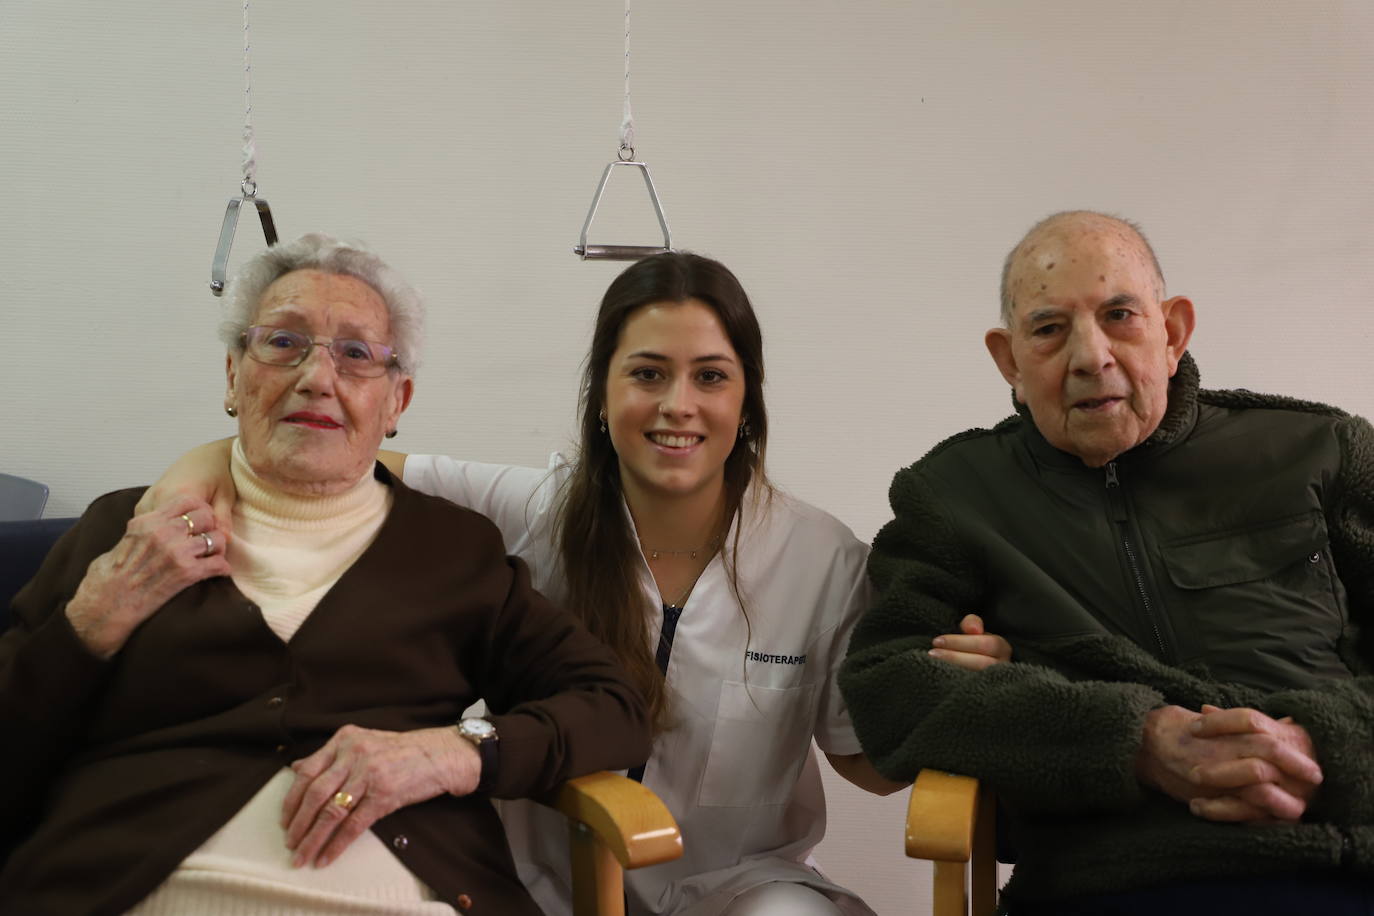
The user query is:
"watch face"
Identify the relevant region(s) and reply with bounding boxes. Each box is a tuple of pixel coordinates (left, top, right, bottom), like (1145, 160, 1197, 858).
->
(462, 718, 496, 740)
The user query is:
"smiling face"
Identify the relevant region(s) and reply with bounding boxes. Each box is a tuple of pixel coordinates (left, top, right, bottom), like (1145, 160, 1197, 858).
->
(225, 269, 413, 495)
(604, 298, 747, 507)
(985, 217, 1195, 467)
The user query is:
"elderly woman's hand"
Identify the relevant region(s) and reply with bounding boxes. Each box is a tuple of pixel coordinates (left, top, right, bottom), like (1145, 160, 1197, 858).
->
(928, 614, 1013, 671)
(282, 724, 482, 869)
(135, 438, 238, 535)
(65, 496, 231, 659)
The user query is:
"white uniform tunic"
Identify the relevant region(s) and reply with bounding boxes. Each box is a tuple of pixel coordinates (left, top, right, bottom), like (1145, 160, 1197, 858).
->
(404, 454, 875, 916)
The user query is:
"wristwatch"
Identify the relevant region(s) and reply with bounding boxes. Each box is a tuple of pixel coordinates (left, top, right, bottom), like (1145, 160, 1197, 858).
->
(456, 716, 499, 793)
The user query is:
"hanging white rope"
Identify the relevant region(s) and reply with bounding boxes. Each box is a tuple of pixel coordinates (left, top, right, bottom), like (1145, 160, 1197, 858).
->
(241, 0, 258, 195)
(572, 0, 670, 259)
(210, 0, 278, 294)
(619, 0, 635, 158)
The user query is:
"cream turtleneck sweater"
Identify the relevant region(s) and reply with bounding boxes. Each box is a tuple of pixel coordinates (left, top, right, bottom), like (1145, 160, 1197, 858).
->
(129, 440, 456, 915)
(225, 437, 391, 643)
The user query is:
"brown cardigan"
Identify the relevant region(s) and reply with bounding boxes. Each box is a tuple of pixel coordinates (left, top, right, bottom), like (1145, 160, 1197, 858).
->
(0, 464, 651, 916)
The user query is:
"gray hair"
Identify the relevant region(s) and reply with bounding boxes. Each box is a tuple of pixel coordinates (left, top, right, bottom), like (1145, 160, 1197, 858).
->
(219, 232, 425, 374)
(998, 210, 1166, 326)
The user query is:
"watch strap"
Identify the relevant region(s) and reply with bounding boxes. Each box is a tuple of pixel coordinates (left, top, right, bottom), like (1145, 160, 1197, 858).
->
(457, 718, 499, 793)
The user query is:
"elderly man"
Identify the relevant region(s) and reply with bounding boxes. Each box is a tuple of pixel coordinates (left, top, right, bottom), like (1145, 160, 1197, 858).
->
(840, 211, 1374, 914)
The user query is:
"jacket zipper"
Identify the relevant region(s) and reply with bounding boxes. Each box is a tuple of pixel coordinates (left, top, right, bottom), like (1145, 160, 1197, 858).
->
(1104, 461, 1170, 660)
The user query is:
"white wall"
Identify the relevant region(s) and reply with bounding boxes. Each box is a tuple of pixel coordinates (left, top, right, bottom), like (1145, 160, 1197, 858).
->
(4, 2, 1373, 913)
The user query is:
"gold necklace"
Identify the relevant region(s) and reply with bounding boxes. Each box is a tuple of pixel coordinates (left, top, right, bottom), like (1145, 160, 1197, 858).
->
(655, 541, 721, 608)
(645, 534, 721, 561)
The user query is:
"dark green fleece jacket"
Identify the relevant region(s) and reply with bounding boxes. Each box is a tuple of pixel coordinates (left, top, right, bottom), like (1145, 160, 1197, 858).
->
(840, 354, 1374, 907)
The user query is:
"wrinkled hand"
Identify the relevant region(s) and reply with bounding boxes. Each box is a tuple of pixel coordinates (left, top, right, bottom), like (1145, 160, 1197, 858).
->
(134, 438, 237, 537)
(1136, 704, 1322, 823)
(282, 724, 481, 869)
(1184, 704, 1322, 823)
(929, 614, 1013, 671)
(65, 495, 230, 658)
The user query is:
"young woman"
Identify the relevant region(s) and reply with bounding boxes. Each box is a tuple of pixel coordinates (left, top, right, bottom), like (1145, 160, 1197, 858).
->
(144, 251, 1009, 915)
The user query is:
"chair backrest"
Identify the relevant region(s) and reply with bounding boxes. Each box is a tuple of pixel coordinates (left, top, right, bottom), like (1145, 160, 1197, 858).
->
(0, 518, 79, 632)
(0, 473, 50, 521)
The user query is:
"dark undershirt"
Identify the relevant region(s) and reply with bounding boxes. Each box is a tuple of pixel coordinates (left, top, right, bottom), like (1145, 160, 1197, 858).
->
(627, 602, 684, 784)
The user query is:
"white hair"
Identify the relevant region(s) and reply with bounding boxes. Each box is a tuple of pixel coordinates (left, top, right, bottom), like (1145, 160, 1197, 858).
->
(219, 233, 425, 374)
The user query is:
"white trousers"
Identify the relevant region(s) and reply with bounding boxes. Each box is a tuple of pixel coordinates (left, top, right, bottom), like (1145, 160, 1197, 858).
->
(721, 882, 844, 916)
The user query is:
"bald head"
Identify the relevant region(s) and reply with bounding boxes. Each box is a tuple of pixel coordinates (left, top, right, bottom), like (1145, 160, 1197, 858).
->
(999, 211, 1165, 326)
(984, 209, 1195, 467)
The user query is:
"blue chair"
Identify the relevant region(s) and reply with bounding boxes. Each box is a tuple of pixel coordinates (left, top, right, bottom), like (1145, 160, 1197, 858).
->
(0, 474, 50, 521)
(0, 518, 79, 632)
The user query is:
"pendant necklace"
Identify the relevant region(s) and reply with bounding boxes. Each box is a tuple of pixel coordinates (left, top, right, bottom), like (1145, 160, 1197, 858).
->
(646, 534, 721, 561)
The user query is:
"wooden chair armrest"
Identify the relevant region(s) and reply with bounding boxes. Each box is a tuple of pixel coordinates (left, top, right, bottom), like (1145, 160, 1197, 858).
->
(906, 768, 980, 861)
(905, 769, 998, 916)
(544, 771, 683, 869)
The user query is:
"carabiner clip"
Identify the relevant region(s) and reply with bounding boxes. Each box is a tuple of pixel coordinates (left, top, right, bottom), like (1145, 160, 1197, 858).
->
(573, 157, 671, 260)
(210, 181, 279, 296)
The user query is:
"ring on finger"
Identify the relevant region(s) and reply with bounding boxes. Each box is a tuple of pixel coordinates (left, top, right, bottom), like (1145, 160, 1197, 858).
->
(199, 532, 214, 557)
(181, 513, 196, 535)
(332, 790, 355, 810)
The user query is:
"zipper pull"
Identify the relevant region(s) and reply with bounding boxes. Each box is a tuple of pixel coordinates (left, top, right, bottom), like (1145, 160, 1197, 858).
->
(1104, 462, 1127, 521)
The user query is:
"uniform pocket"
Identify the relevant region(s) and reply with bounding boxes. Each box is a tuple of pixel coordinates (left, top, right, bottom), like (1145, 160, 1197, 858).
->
(698, 680, 818, 808)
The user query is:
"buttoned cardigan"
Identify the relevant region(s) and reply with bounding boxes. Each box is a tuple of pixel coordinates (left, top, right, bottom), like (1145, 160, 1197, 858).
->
(0, 463, 651, 916)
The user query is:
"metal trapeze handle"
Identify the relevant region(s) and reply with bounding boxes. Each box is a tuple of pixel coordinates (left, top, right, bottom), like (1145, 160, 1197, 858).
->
(210, 184, 280, 296)
(573, 159, 672, 260)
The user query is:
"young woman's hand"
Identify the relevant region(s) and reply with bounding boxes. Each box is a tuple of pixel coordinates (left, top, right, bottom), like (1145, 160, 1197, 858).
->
(928, 614, 1012, 671)
(134, 438, 237, 535)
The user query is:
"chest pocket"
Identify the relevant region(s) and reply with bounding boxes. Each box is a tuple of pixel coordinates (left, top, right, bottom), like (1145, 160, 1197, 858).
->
(698, 681, 818, 808)
(1159, 510, 1348, 688)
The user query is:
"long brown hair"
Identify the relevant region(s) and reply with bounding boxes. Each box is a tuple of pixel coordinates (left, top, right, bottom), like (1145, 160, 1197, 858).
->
(556, 252, 769, 732)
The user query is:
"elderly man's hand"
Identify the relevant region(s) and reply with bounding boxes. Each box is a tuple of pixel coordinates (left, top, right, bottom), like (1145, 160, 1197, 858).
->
(282, 724, 482, 869)
(1183, 705, 1322, 823)
(1136, 704, 1322, 824)
(928, 614, 1013, 671)
(65, 495, 231, 659)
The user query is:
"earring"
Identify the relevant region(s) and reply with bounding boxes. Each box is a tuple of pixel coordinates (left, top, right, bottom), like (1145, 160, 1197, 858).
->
(385, 429, 398, 439)
(738, 419, 750, 439)
(598, 409, 607, 434)
(225, 406, 238, 418)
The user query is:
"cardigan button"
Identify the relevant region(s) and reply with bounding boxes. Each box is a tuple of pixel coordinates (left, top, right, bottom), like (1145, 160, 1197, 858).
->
(457, 893, 473, 910)
(392, 834, 409, 851)
(266, 696, 285, 708)
(1309, 552, 1322, 564)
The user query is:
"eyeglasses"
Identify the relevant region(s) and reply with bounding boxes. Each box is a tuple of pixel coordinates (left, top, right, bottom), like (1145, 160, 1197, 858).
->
(240, 326, 401, 378)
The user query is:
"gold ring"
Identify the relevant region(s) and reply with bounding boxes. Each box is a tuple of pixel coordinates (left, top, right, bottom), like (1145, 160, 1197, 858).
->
(199, 532, 214, 557)
(181, 513, 195, 535)
(332, 791, 355, 810)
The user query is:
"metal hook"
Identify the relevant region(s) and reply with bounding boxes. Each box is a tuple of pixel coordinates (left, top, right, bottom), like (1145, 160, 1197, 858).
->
(210, 191, 279, 296)
(573, 158, 671, 260)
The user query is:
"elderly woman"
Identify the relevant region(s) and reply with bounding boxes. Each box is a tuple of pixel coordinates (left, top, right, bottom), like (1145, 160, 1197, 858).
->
(0, 234, 650, 915)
